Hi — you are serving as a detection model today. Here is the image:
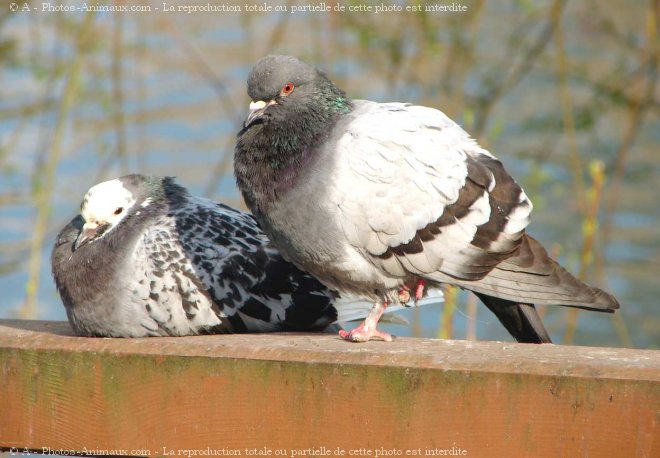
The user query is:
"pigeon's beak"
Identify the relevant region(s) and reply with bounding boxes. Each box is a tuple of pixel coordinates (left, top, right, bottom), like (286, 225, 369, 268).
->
(244, 99, 276, 127)
(74, 221, 107, 251)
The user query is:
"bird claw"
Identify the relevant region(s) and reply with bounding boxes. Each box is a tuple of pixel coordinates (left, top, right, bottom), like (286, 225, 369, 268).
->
(398, 278, 426, 305)
(398, 287, 411, 304)
(339, 326, 394, 342)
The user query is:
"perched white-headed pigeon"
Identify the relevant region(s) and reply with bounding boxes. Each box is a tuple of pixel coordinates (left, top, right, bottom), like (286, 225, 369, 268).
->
(234, 55, 620, 343)
(52, 174, 420, 337)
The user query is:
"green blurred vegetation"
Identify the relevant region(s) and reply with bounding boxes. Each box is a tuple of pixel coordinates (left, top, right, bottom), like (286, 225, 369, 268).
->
(0, 0, 657, 347)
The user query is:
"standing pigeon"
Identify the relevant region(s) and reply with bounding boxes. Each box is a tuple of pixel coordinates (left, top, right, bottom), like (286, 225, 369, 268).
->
(234, 55, 620, 343)
(52, 174, 413, 337)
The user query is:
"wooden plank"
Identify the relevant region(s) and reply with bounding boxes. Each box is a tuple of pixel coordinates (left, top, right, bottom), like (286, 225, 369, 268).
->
(0, 319, 658, 457)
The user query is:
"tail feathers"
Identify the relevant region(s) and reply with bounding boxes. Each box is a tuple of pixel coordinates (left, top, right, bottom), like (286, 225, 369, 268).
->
(475, 293, 552, 344)
(438, 234, 620, 312)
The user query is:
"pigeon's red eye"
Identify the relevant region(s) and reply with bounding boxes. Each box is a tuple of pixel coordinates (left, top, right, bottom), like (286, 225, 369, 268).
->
(281, 83, 294, 95)
(113, 207, 124, 215)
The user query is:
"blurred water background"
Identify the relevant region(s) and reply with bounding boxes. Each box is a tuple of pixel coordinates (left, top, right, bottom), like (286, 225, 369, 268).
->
(0, 0, 657, 348)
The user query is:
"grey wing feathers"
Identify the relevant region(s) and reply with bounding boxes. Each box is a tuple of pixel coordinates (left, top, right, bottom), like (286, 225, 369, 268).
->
(336, 101, 530, 279)
(136, 225, 230, 335)
(167, 198, 339, 332)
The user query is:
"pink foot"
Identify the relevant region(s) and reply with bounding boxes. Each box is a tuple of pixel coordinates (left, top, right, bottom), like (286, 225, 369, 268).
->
(338, 301, 393, 342)
(399, 279, 426, 305)
(398, 285, 411, 304)
(339, 325, 393, 342)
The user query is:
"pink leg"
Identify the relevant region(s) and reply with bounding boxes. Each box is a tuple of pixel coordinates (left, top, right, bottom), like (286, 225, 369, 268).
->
(338, 302, 393, 342)
(414, 278, 426, 302)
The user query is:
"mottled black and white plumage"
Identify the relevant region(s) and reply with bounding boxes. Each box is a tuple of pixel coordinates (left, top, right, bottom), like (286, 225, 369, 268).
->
(52, 174, 407, 337)
(234, 55, 620, 343)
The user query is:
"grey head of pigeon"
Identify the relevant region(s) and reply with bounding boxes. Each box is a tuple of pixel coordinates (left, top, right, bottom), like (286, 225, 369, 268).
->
(235, 55, 352, 214)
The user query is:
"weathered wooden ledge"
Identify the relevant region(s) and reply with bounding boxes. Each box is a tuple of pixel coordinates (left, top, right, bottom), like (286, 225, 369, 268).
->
(0, 319, 658, 457)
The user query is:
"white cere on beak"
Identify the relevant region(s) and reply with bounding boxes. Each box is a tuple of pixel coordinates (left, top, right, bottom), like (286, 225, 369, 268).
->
(249, 100, 267, 111)
(245, 99, 278, 126)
